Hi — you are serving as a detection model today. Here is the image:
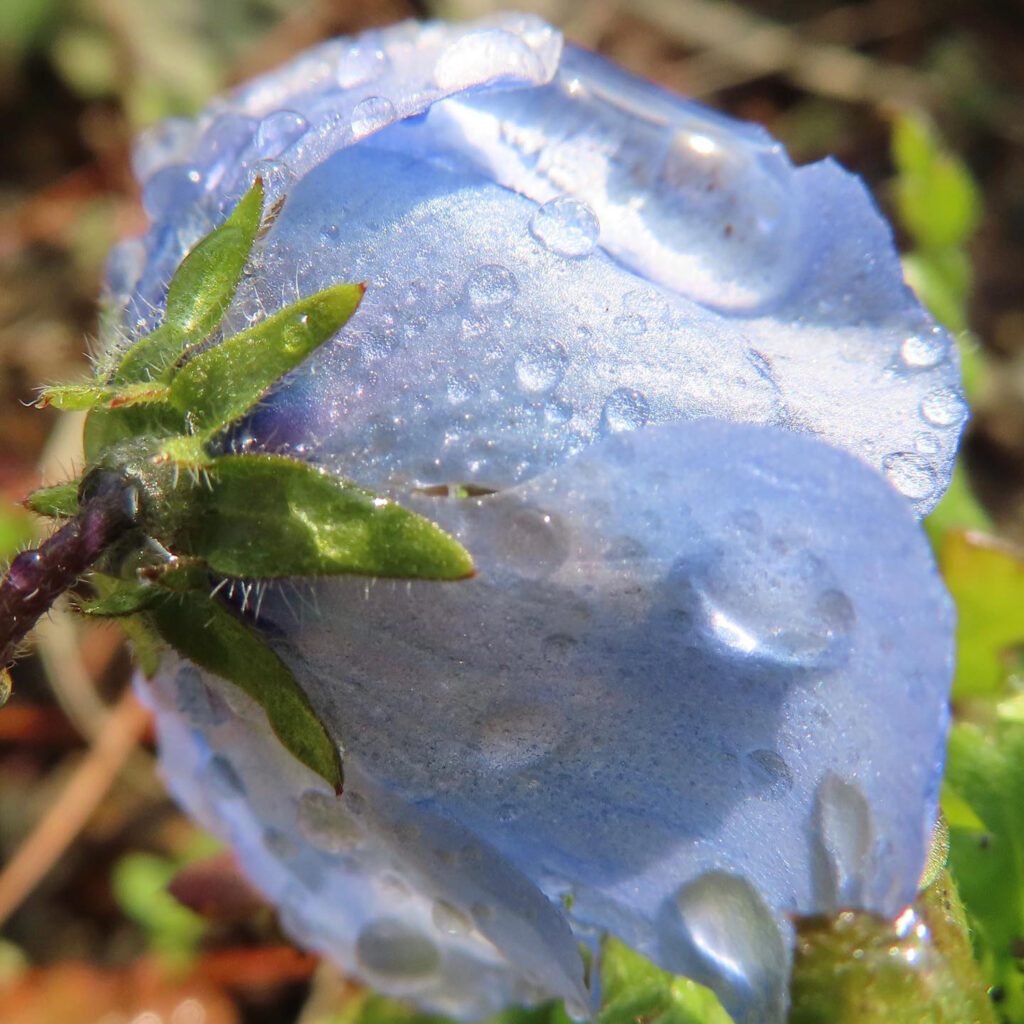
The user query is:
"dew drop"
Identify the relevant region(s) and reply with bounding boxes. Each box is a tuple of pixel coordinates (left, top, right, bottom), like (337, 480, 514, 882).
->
(263, 827, 299, 861)
(204, 755, 246, 798)
(432, 899, 472, 936)
(465, 264, 517, 308)
(744, 749, 793, 798)
(351, 95, 396, 139)
(899, 330, 947, 369)
(811, 773, 873, 911)
(660, 872, 787, 1023)
(529, 196, 600, 257)
(297, 790, 362, 853)
(433, 29, 543, 92)
(356, 918, 441, 980)
(600, 388, 650, 435)
(255, 110, 308, 159)
(613, 312, 647, 337)
(337, 45, 389, 88)
(477, 704, 564, 771)
(514, 339, 568, 393)
(494, 504, 569, 578)
(920, 386, 969, 428)
(882, 452, 938, 501)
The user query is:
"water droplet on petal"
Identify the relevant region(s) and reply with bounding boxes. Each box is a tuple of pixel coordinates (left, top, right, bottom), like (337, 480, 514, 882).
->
(255, 110, 308, 159)
(297, 790, 362, 853)
(466, 264, 517, 308)
(351, 95, 396, 138)
(514, 339, 568, 393)
(432, 899, 472, 936)
(920, 387, 969, 428)
(356, 918, 441, 981)
(529, 196, 600, 257)
(204, 755, 246, 798)
(745, 749, 794, 798)
(434, 29, 543, 92)
(882, 452, 938, 501)
(493, 505, 569, 578)
(600, 388, 650, 435)
(900, 331, 947, 369)
(613, 312, 647, 337)
(811, 772, 874, 910)
(660, 872, 787, 1023)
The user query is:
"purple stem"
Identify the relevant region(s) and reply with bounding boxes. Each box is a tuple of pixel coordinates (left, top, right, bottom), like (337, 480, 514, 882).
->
(0, 476, 136, 670)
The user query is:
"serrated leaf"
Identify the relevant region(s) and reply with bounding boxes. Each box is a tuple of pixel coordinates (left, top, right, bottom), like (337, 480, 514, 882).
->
(113, 179, 264, 385)
(168, 282, 364, 441)
(177, 454, 475, 581)
(945, 721, 1024, 1020)
(939, 530, 1024, 698)
(147, 590, 342, 791)
(24, 481, 80, 518)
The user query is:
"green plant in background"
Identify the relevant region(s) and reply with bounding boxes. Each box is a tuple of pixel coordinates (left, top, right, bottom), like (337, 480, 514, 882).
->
(891, 111, 1024, 1022)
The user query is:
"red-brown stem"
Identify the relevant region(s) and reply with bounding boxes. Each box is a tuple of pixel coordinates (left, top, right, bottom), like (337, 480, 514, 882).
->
(0, 475, 136, 670)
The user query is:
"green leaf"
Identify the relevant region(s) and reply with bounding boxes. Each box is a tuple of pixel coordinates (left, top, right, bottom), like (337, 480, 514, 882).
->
(24, 481, 80, 519)
(83, 401, 183, 461)
(892, 112, 982, 252)
(177, 454, 475, 581)
(939, 530, 1024, 699)
(112, 851, 206, 970)
(925, 461, 991, 545)
(945, 720, 1024, 1020)
(901, 249, 972, 335)
(113, 179, 264, 385)
(147, 590, 342, 791)
(597, 936, 730, 1024)
(0, 498, 35, 555)
(168, 282, 365, 441)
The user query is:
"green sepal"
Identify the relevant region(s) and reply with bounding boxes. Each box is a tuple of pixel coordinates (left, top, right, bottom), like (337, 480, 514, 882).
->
(113, 179, 265, 385)
(25, 481, 80, 518)
(147, 590, 343, 792)
(83, 402, 184, 461)
(36, 382, 109, 411)
(177, 453, 475, 581)
(78, 579, 165, 617)
(168, 282, 365, 441)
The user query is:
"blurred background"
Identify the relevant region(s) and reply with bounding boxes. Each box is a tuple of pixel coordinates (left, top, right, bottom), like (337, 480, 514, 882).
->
(0, 1, 1022, 1022)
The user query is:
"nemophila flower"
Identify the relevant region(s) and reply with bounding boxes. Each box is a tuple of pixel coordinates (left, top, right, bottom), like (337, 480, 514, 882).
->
(96, 14, 964, 1024)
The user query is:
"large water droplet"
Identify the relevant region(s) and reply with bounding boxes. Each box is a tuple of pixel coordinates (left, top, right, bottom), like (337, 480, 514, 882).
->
(882, 452, 938, 501)
(297, 790, 362, 853)
(920, 386, 969, 428)
(660, 872, 787, 1024)
(514, 339, 568, 393)
(356, 918, 441, 981)
(493, 504, 569, 578)
(600, 388, 651, 435)
(433, 29, 543, 92)
(465, 264, 517, 308)
(351, 95, 397, 139)
(529, 197, 600, 257)
(811, 772, 874, 911)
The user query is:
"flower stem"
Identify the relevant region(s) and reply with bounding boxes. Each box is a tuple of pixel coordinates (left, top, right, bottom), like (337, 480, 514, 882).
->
(0, 474, 137, 672)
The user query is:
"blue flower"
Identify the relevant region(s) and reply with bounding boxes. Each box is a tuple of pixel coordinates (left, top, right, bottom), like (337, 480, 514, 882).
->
(115, 14, 963, 1023)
